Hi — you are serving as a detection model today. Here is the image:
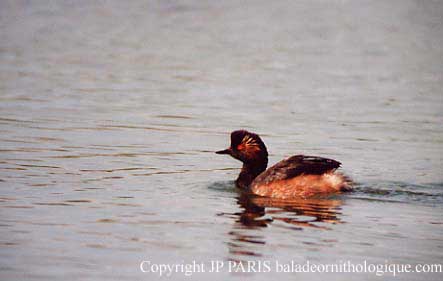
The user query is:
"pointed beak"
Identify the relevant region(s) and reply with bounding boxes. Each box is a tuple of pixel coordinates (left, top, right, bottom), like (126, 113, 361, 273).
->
(215, 147, 232, 155)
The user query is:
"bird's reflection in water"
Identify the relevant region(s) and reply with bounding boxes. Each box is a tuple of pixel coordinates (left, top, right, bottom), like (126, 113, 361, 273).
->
(222, 192, 344, 261)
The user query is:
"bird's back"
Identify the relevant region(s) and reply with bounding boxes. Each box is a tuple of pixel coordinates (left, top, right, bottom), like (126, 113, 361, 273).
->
(250, 155, 351, 198)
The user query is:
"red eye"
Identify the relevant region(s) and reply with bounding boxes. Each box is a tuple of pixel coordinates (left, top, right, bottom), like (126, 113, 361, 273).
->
(237, 144, 245, 150)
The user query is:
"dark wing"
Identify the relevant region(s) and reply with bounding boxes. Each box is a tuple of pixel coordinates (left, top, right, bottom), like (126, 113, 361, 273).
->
(251, 155, 341, 186)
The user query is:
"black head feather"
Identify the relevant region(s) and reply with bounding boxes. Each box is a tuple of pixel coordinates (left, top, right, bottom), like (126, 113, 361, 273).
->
(229, 130, 268, 163)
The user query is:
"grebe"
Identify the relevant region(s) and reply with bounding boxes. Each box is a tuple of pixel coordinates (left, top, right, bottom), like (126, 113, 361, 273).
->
(216, 130, 351, 198)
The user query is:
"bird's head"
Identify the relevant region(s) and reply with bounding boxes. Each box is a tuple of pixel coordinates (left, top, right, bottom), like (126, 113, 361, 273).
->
(216, 130, 268, 165)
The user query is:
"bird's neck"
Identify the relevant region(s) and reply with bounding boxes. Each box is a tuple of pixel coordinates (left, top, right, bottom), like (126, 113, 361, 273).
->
(235, 159, 268, 189)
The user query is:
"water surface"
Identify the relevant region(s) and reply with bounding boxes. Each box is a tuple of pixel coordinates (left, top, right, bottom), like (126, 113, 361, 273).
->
(0, 0, 442, 280)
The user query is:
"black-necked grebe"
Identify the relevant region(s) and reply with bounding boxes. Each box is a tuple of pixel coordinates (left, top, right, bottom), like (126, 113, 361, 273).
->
(216, 130, 351, 198)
